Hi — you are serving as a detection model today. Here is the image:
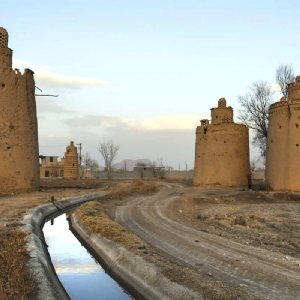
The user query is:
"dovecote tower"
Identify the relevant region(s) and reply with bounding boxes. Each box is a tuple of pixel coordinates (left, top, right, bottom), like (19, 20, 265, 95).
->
(194, 98, 250, 187)
(265, 76, 300, 191)
(63, 141, 79, 179)
(0, 27, 39, 193)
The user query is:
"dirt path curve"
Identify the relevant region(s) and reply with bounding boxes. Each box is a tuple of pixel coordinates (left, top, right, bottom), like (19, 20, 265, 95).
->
(114, 184, 300, 300)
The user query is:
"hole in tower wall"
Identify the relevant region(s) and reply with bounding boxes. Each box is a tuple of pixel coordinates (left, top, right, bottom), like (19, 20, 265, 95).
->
(1, 84, 5, 87)
(296, 124, 299, 128)
(297, 144, 299, 147)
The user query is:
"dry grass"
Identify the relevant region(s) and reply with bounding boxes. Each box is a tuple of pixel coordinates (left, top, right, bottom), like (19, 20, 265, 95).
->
(76, 181, 158, 249)
(77, 206, 144, 249)
(104, 180, 159, 200)
(0, 228, 35, 300)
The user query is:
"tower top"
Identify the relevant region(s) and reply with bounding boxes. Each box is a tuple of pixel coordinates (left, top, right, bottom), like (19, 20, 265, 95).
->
(210, 98, 233, 124)
(288, 75, 300, 102)
(218, 97, 227, 108)
(0, 27, 8, 48)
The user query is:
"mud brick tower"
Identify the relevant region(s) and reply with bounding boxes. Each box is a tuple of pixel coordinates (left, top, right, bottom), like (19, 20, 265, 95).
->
(194, 98, 250, 187)
(265, 76, 300, 191)
(63, 141, 79, 179)
(0, 27, 39, 193)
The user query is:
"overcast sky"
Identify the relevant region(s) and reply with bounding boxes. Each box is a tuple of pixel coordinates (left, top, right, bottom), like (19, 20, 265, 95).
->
(1, 1, 300, 168)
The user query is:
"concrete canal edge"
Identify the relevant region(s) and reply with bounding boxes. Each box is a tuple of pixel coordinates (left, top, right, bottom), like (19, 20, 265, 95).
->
(70, 214, 200, 300)
(22, 192, 105, 300)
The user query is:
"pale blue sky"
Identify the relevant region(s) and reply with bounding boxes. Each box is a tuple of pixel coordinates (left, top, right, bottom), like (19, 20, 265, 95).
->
(1, 1, 299, 167)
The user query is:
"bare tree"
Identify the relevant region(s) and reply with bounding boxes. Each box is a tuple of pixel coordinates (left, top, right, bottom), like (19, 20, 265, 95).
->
(82, 152, 99, 178)
(276, 64, 295, 98)
(238, 81, 274, 158)
(82, 152, 92, 167)
(98, 141, 120, 180)
(156, 157, 165, 179)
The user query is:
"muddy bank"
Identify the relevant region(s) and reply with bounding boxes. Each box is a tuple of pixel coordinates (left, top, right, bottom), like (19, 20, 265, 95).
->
(22, 192, 105, 300)
(70, 213, 199, 300)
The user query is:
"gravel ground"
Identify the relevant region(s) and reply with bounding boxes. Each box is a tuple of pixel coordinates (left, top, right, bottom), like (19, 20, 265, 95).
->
(112, 184, 300, 300)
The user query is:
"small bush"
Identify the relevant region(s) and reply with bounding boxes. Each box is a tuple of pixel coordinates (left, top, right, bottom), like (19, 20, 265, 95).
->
(234, 216, 247, 226)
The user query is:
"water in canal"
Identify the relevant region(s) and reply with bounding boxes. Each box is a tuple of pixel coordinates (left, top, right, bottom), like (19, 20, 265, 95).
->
(43, 214, 132, 300)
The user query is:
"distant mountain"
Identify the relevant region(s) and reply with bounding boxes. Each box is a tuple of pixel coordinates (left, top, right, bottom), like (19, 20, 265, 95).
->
(113, 159, 152, 171)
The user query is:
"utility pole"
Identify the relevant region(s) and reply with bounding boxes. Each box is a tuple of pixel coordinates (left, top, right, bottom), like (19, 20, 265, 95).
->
(76, 143, 82, 178)
(76, 143, 82, 166)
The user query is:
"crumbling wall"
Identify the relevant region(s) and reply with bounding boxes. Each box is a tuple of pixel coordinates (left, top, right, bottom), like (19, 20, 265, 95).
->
(0, 27, 39, 193)
(266, 76, 300, 191)
(194, 98, 250, 187)
(63, 141, 79, 179)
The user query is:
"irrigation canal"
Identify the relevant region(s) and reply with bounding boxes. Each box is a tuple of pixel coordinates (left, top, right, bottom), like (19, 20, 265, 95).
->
(43, 213, 132, 300)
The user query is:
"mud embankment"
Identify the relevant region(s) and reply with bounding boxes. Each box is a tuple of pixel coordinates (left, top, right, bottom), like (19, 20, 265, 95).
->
(70, 213, 199, 300)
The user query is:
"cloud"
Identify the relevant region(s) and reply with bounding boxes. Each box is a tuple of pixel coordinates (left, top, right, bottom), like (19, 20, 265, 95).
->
(37, 99, 75, 114)
(63, 114, 199, 131)
(270, 83, 281, 93)
(13, 59, 106, 91)
(141, 115, 199, 130)
(61, 114, 199, 168)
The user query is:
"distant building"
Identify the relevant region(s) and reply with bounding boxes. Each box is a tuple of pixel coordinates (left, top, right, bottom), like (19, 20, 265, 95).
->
(39, 156, 64, 178)
(0, 27, 39, 193)
(133, 166, 166, 179)
(194, 98, 250, 187)
(265, 76, 300, 191)
(63, 141, 79, 179)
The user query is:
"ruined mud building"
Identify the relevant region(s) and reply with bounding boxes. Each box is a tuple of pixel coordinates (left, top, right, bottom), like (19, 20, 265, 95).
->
(194, 98, 250, 187)
(63, 141, 79, 179)
(39, 155, 64, 178)
(0, 27, 39, 193)
(266, 76, 300, 192)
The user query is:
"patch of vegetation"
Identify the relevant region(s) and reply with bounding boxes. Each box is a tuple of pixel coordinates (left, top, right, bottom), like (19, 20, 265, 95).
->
(76, 181, 158, 249)
(0, 228, 35, 300)
(104, 180, 159, 201)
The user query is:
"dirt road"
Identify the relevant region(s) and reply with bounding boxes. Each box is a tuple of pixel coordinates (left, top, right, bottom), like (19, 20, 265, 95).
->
(114, 184, 300, 300)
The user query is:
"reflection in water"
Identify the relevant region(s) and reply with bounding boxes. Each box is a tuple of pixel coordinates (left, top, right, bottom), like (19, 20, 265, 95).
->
(43, 214, 132, 300)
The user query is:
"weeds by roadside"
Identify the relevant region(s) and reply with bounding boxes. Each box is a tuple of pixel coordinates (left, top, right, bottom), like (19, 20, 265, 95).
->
(0, 228, 35, 300)
(104, 180, 159, 200)
(76, 181, 159, 247)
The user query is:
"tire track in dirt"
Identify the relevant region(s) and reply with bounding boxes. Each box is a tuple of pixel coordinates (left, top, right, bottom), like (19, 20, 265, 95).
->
(115, 184, 300, 300)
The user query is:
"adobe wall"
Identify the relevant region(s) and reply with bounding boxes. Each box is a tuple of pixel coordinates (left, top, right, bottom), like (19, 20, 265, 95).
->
(265, 76, 300, 191)
(194, 98, 250, 187)
(63, 141, 79, 179)
(0, 27, 39, 193)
